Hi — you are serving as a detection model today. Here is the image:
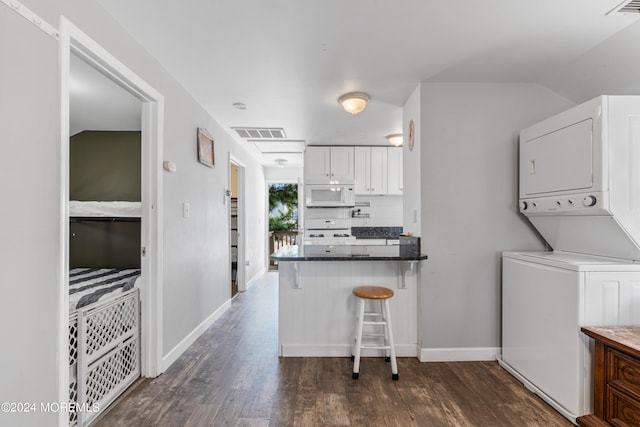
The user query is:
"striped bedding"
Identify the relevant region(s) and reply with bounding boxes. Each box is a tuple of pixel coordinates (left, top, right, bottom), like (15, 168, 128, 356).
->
(69, 268, 141, 312)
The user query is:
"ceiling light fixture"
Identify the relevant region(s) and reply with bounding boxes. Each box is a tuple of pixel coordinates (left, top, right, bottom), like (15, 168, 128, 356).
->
(386, 133, 403, 147)
(338, 92, 370, 115)
(274, 158, 288, 168)
(233, 102, 247, 110)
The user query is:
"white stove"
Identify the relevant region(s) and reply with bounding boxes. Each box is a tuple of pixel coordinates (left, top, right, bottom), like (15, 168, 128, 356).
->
(304, 218, 356, 245)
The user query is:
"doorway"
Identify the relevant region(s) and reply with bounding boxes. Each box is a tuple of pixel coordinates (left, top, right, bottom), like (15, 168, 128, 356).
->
(268, 182, 299, 270)
(229, 155, 246, 295)
(60, 19, 165, 416)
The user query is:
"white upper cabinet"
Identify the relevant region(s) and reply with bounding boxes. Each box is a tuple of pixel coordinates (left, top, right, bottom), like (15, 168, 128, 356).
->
(305, 146, 331, 183)
(387, 147, 403, 195)
(354, 147, 370, 194)
(305, 146, 354, 184)
(355, 147, 388, 195)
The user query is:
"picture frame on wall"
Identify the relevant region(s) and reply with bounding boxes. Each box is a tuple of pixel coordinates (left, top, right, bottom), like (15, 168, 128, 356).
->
(197, 127, 215, 167)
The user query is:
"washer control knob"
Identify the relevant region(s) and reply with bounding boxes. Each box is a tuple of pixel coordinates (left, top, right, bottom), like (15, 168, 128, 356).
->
(583, 196, 597, 207)
(519, 201, 528, 211)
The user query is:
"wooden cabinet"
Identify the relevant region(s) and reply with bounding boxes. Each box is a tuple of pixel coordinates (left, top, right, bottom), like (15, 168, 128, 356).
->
(305, 146, 354, 184)
(355, 147, 387, 195)
(578, 326, 640, 427)
(387, 147, 403, 195)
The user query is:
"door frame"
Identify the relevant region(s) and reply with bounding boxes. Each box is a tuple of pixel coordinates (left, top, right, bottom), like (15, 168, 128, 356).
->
(58, 18, 165, 412)
(229, 154, 246, 292)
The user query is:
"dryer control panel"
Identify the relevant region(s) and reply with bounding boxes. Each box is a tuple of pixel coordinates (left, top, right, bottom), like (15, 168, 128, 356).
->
(519, 192, 608, 216)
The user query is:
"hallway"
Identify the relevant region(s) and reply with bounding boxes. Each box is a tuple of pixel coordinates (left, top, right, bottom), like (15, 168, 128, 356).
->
(95, 272, 571, 426)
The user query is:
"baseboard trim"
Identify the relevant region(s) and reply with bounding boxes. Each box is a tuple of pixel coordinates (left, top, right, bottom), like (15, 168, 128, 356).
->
(161, 299, 232, 371)
(419, 347, 500, 362)
(280, 344, 419, 358)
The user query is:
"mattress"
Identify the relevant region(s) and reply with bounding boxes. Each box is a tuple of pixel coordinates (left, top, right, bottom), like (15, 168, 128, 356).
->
(69, 268, 141, 313)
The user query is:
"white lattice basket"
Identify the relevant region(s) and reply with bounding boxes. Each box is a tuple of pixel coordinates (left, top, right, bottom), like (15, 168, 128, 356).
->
(70, 288, 140, 426)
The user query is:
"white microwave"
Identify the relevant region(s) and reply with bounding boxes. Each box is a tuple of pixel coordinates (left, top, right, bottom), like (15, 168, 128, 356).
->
(305, 184, 355, 207)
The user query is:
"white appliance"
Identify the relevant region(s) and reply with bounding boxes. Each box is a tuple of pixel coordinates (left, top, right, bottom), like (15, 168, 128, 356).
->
(501, 251, 640, 421)
(304, 218, 356, 245)
(519, 95, 640, 260)
(501, 95, 640, 423)
(305, 184, 355, 208)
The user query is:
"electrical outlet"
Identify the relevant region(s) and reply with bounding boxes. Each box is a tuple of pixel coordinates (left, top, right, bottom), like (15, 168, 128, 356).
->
(183, 202, 190, 218)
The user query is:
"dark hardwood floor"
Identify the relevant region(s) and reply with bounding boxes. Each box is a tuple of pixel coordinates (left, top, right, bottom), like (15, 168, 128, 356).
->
(95, 272, 573, 426)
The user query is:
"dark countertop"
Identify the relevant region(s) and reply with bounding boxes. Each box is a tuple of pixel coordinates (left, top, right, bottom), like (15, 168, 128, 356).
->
(351, 226, 403, 239)
(271, 244, 428, 261)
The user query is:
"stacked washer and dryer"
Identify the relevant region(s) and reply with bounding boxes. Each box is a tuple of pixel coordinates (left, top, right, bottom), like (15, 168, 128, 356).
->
(499, 96, 640, 423)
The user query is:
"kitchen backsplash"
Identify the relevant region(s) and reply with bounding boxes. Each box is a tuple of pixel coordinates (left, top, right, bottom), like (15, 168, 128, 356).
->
(351, 226, 403, 239)
(350, 195, 402, 227)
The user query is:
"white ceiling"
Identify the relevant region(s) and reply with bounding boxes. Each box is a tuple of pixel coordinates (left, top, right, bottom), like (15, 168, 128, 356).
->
(83, 0, 638, 168)
(70, 52, 141, 136)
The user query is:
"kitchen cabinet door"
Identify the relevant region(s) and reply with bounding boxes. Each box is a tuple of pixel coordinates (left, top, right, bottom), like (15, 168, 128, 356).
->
(355, 147, 388, 194)
(354, 147, 370, 194)
(369, 147, 388, 195)
(330, 146, 354, 183)
(387, 147, 403, 195)
(304, 146, 331, 183)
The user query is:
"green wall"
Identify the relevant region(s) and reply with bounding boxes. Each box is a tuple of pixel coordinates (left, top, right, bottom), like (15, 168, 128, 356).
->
(69, 131, 141, 268)
(70, 130, 141, 201)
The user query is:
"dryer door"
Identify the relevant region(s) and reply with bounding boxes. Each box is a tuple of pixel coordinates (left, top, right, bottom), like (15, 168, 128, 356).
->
(520, 118, 594, 197)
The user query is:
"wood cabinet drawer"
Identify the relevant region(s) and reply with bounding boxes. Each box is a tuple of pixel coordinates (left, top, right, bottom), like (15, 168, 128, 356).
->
(609, 348, 640, 400)
(606, 384, 640, 426)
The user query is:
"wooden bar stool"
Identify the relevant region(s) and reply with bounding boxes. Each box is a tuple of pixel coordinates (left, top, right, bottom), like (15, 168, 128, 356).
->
(351, 286, 398, 381)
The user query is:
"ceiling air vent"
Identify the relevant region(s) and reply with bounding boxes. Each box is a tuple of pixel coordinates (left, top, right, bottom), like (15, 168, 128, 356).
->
(232, 127, 286, 139)
(607, 0, 640, 14)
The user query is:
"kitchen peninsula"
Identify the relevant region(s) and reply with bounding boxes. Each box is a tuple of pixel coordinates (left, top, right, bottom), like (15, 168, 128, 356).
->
(272, 239, 427, 358)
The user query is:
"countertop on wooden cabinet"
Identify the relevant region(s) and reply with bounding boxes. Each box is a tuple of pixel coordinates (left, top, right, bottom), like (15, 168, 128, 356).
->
(581, 326, 640, 356)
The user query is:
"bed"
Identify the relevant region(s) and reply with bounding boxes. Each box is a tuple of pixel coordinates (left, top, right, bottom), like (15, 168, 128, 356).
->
(68, 268, 141, 427)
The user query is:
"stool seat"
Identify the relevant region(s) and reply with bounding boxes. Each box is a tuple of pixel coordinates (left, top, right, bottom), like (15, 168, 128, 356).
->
(352, 286, 394, 300)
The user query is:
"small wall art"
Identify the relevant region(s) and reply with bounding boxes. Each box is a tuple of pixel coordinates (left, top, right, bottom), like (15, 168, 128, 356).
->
(197, 127, 215, 167)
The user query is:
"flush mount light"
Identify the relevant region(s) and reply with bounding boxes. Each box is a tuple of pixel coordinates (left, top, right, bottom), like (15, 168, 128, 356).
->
(233, 102, 247, 110)
(386, 133, 403, 147)
(274, 158, 288, 168)
(338, 92, 370, 115)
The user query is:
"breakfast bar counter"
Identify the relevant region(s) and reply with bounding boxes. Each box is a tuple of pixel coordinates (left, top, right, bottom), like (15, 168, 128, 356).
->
(271, 242, 427, 358)
(270, 243, 427, 262)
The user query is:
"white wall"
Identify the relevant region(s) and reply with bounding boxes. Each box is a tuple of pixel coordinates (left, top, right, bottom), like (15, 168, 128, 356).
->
(539, 19, 640, 103)
(402, 85, 421, 236)
(264, 166, 303, 182)
(1, 2, 266, 424)
(234, 150, 267, 283)
(0, 7, 61, 427)
(417, 83, 573, 358)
